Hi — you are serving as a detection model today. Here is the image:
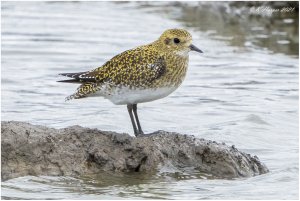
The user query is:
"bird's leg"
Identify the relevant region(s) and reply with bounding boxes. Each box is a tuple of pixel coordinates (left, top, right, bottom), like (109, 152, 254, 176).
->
(127, 104, 139, 136)
(132, 104, 144, 135)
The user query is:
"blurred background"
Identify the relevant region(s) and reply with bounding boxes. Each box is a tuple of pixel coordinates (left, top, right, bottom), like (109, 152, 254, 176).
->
(1, 1, 299, 199)
(140, 1, 298, 55)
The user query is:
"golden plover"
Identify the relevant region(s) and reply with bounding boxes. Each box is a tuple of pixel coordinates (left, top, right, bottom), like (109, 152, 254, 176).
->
(58, 28, 203, 136)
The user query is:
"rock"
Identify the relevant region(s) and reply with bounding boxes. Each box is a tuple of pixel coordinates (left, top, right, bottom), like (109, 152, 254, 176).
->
(1, 121, 268, 181)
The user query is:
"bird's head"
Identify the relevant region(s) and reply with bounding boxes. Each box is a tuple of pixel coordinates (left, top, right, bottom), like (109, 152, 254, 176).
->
(156, 28, 203, 56)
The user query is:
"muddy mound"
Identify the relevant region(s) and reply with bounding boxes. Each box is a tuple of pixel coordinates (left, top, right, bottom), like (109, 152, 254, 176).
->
(1, 121, 268, 181)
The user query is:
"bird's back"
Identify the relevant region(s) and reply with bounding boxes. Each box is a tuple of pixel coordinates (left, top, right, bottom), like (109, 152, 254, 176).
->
(90, 45, 167, 87)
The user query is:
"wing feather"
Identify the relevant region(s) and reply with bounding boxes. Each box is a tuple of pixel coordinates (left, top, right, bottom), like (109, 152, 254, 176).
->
(83, 47, 166, 87)
(59, 45, 166, 100)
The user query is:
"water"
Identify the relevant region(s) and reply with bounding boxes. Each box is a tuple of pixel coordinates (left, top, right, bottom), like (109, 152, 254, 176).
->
(1, 1, 298, 199)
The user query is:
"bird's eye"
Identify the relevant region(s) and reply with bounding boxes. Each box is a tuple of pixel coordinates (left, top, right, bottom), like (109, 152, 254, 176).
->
(174, 38, 180, 44)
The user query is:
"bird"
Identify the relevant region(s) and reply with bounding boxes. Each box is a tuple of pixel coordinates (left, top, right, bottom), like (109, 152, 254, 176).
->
(58, 28, 203, 137)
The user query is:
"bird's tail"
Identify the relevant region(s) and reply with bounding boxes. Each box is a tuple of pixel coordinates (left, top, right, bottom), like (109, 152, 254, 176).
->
(58, 71, 100, 101)
(65, 82, 102, 101)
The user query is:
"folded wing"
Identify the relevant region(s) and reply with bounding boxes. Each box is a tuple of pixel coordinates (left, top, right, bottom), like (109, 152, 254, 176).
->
(59, 46, 166, 100)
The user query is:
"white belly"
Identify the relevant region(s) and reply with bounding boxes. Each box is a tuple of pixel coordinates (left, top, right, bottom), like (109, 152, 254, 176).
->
(91, 85, 178, 105)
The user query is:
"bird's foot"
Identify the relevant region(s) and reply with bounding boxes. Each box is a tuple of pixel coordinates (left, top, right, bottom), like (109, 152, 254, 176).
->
(135, 131, 163, 137)
(136, 131, 167, 137)
(135, 130, 145, 137)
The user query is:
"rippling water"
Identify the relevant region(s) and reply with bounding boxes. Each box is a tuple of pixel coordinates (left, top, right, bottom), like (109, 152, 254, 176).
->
(1, 1, 299, 199)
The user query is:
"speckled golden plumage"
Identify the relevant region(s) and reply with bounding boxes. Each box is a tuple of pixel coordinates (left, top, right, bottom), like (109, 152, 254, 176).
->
(58, 28, 203, 136)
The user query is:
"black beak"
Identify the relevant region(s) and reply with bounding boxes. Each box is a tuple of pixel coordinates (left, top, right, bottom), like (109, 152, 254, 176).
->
(189, 44, 203, 53)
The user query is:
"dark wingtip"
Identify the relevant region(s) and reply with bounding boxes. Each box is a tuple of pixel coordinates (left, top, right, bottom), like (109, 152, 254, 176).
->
(59, 73, 71, 77)
(57, 79, 79, 83)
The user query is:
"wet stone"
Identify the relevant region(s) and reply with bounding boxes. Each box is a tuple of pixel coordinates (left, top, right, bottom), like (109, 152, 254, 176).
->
(1, 121, 269, 181)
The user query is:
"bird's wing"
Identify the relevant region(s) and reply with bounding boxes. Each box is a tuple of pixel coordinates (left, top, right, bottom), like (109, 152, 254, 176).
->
(61, 46, 166, 100)
(79, 47, 166, 86)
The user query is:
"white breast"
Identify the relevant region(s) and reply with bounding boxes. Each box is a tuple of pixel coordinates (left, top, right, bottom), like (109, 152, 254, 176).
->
(92, 85, 178, 105)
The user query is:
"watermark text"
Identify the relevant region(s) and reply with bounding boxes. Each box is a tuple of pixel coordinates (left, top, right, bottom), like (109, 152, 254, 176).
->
(250, 6, 295, 16)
